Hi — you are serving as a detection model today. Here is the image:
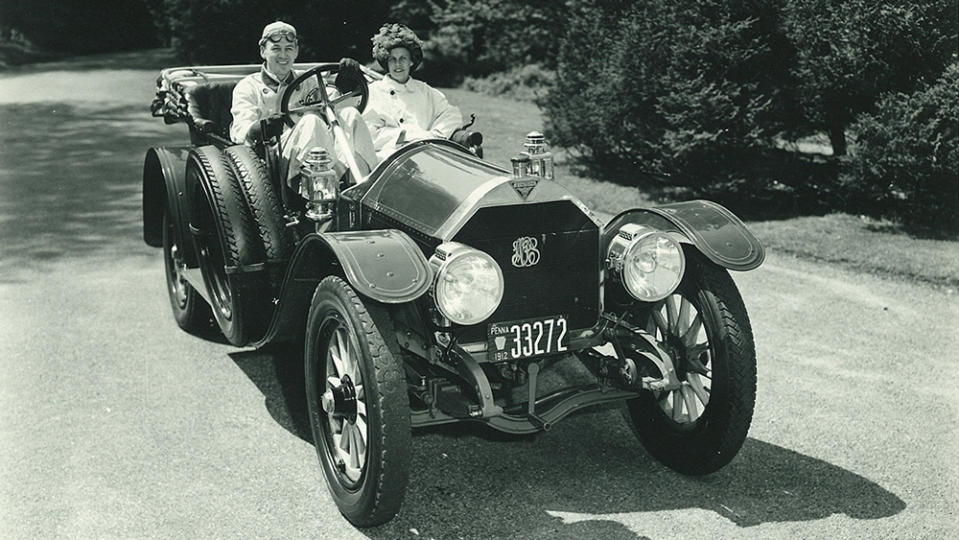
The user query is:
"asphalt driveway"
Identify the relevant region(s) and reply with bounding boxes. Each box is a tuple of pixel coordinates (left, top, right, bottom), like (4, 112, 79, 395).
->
(1, 52, 956, 539)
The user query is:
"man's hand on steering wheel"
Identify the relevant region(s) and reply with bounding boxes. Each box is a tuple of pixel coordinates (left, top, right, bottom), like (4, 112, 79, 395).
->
(279, 62, 370, 128)
(335, 57, 364, 94)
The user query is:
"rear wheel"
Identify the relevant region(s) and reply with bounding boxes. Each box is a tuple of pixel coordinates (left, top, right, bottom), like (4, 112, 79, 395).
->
(623, 254, 757, 475)
(305, 276, 410, 527)
(187, 146, 265, 346)
(162, 209, 211, 332)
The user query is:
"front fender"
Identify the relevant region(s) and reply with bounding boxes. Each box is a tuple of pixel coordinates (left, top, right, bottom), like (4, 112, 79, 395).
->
(250, 228, 434, 347)
(294, 229, 432, 303)
(603, 200, 764, 271)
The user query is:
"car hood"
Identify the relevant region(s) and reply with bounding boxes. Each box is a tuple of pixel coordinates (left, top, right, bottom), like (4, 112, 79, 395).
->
(349, 140, 601, 241)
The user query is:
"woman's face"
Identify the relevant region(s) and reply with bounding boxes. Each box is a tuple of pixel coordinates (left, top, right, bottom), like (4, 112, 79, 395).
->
(386, 47, 412, 84)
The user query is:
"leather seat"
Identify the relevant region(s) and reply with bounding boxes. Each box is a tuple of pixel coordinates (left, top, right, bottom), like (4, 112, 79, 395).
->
(187, 82, 237, 139)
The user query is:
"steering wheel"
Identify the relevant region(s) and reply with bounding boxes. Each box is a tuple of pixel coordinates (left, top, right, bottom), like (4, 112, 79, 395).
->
(278, 63, 370, 128)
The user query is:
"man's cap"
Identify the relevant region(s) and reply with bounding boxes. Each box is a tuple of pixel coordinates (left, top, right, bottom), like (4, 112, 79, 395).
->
(260, 21, 297, 43)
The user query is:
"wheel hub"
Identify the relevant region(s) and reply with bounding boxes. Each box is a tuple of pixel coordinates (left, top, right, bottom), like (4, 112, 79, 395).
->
(170, 244, 189, 302)
(322, 373, 358, 422)
(663, 335, 689, 377)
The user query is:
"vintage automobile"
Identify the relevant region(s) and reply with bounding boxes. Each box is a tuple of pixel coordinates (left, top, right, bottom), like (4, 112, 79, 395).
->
(142, 62, 765, 526)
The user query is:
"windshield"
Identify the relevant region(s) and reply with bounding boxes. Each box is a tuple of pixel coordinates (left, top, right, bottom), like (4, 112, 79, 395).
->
(361, 143, 508, 236)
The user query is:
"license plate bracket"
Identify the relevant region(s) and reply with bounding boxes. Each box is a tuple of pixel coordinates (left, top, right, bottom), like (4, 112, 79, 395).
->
(487, 315, 569, 362)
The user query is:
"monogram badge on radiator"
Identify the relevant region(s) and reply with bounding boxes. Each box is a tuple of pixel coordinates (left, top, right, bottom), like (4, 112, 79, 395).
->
(511, 236, 541, 268)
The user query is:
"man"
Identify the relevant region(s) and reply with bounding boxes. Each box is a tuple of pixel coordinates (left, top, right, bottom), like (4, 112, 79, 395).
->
(230, 21, 378, 186)
(363, 23, 463, 160)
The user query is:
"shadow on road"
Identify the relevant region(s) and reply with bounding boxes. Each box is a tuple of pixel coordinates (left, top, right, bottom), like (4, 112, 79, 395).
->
(0, 101, 179, 282)
(230, 347, 905, 539)
(231, 345, 313, 444)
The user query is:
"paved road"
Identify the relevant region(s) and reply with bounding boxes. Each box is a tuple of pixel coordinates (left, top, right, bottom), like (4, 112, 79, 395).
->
(2, 253, 956, 539)
(1, 54, 957, 539)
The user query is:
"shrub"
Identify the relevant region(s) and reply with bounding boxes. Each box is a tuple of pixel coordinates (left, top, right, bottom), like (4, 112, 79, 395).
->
(1, 0, 158, 54)
(842, 62, 959, 232)
(782, 0, 958, 156)
(154, 0, 389, 64)
(413, 0, 568, 86)
(462, 64, 555, 102)
(543, 0, 792, 190)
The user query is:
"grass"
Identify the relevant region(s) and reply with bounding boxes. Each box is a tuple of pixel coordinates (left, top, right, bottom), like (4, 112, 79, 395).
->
(748, 214, 959, 288)
(444, 87, 959, 290)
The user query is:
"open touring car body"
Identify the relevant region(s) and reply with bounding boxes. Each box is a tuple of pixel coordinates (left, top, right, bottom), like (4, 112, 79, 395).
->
(142, 62, 765, 526)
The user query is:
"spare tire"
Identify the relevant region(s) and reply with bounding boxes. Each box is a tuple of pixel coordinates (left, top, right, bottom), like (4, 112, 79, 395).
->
(224, 145, 292, 263)
(186, 145, 265, 345)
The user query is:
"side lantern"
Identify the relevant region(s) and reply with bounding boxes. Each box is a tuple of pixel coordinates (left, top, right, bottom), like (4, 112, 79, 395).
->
(301, 147, 339, 222)
(606, 223, 686, 302)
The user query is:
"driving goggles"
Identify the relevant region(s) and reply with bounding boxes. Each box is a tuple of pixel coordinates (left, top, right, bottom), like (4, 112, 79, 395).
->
(261, 31, 297, 44)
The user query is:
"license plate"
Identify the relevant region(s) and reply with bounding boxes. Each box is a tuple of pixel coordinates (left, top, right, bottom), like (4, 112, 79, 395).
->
(488, 315, 569, 362)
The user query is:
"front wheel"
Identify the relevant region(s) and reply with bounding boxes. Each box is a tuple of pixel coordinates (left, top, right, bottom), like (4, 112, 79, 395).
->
(623, 254, 757, 475)
(305, 276, 411, 527)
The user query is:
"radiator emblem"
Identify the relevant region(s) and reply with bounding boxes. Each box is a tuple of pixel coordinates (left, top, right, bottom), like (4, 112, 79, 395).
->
(511, 236, 541, 268)
(509, 178, 539, 200)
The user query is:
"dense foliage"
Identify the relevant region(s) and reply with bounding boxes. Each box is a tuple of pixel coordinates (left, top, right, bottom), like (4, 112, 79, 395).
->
(842, 63, 959, 231)
(543, 0, 957, 228)
(145, 0, 390, 64)
(782, 0, 958, 155)
(544, 0, 795, 184)
(410, 0, 569, 85)
(0, 0, 158, 54)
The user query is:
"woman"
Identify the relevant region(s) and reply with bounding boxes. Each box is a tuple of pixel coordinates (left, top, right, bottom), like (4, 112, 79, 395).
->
(363, 23, 463, 160)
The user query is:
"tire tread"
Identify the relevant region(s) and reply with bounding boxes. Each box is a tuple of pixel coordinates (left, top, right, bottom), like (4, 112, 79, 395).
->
(224, 145, 291, 262)
(308, 276, 411, 527)
(626, 253, 757, 475)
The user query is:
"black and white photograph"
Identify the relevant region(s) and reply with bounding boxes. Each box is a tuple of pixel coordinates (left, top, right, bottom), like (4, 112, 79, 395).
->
(1, 1, 956, 538)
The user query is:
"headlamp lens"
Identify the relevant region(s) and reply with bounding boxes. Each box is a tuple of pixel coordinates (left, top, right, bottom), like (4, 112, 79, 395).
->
(430, 244, 504, 325)
(623, 233, 685, 301)
(607, 224, 686, 302)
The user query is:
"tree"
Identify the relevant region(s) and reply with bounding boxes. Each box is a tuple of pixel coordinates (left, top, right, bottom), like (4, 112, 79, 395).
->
(842, 62, 959, 231)
(544, 0, 795, 188)
(154, 0, 389, 64)
(397, 0, 569, 85)
(782, 0, 958, 155)
(1, 0, 158, 53)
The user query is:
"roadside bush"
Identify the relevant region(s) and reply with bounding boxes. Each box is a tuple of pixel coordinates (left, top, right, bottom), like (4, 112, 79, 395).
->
(1, 0, 158, 55)
(154, 0, 389, 64)
(842, 62, 959, 232)
(462, 64, 555, 102)
(782, 0, 958, 156)
(411, 0, 568, 86)
(543, 0, 793, 192)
